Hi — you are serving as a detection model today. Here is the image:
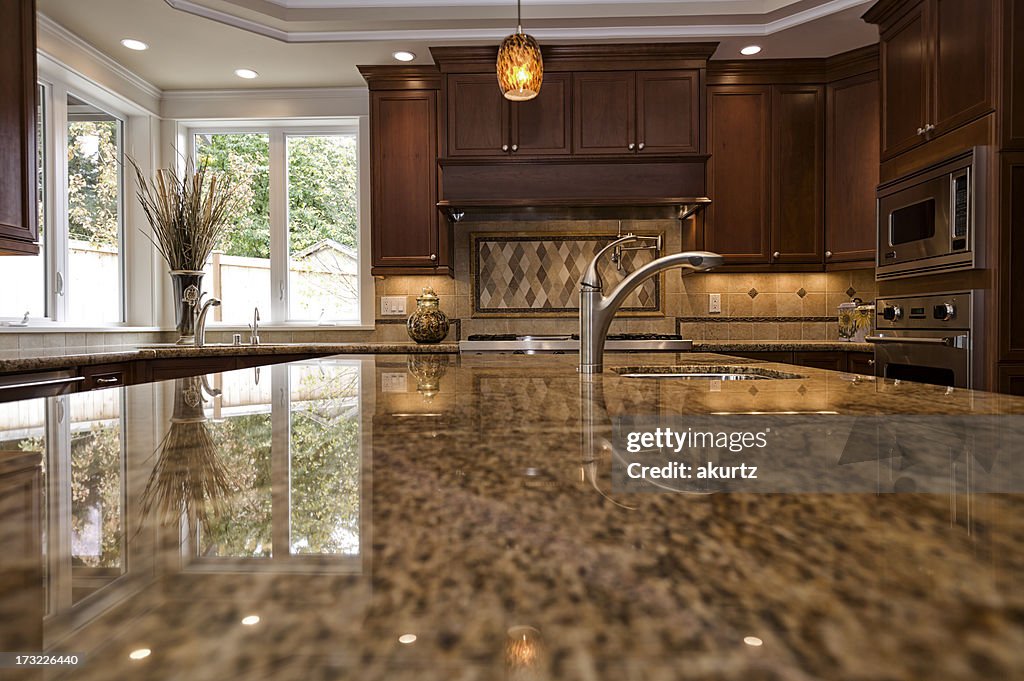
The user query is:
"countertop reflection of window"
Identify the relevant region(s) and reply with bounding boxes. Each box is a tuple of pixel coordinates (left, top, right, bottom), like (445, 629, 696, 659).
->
(188, 360, 366, 573)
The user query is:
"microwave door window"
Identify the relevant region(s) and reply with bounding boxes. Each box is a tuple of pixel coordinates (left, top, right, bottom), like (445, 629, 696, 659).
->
(890, 199, 936, 245)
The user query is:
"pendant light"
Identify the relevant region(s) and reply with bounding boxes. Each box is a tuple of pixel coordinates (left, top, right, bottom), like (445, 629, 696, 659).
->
(496, 0, 543, 101)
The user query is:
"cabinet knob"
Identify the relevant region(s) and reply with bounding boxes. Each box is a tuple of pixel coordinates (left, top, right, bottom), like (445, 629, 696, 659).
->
(628, 143, 635, 150)
(917, 126, 925, 135)
(867, 359, 876, 366)
(638, 142, 645, 150)
(772, 251, 781, 259)
(501, 144, 509, 152)
(430, 253, 437, 261)
(925, 123, 935, 132)
(511, 144, 518, 152)
(825, 250, 833, 258)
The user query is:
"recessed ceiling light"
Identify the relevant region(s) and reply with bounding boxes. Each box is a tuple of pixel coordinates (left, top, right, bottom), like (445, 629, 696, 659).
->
(241, 615, 261, 626)
(128, 648, 152, 660)
(234, 69, 260, 80)
(398, 634, 417, 644)
(120, 39, 148, 51)
(392, 51, 416, 62)
(743, 636, 764, 647)
(740, 45, 762, 56)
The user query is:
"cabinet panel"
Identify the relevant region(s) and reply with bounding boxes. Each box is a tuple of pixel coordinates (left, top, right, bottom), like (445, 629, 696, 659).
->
(847, 351, 876, 376)
(932, 0, 993, 133)
(572, 72, 635, 155)
(512, 72, 571, 156)
(636, 70, 700, 154)
(826, 72, 880, 264)
(0, 0, 39, 255)
(771, 85, 825, 264)
(706, 86, 772, 264)
(794, 351, 846, 371)
(371, 91, 439, 269)
(446, 74, 509, 157)
(880, 3, 929, 159)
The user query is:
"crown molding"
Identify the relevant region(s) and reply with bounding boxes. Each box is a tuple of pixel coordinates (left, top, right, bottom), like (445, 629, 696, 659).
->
(36, 13, 163, 103)
(162, 86, 368, 101)
(165, 0, 874, 43)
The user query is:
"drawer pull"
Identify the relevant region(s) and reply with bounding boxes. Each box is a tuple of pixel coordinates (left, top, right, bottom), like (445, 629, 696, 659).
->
(95, 376, 121, 384)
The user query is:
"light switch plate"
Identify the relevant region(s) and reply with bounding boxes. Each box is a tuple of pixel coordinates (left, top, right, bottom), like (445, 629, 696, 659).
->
(382, 373, 408, 392)
(381, 296, 407, 316)
(709, 293, 722, 314)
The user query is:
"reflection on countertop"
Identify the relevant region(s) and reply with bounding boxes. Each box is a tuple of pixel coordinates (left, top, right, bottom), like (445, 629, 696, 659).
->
(0, 351, 1023, 681)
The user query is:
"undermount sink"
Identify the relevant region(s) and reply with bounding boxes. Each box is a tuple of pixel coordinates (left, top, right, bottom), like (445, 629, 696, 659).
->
(136, 343, 299, 349)
(612, 366, 805, 380)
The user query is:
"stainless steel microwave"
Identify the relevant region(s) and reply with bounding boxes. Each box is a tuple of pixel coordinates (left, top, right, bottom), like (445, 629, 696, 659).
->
(876, 147, 988, 280)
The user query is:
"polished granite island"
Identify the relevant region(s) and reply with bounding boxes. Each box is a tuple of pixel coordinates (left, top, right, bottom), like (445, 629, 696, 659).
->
(1, 352, 1022, 681)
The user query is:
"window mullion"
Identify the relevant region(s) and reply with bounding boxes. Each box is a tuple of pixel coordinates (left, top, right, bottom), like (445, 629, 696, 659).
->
(49, 85, 70, 322)
(269, 130, 288, 323)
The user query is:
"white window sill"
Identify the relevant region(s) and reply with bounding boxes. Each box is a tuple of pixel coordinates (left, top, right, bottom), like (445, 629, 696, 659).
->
(0, 325, 164, 333)
(207, 324, 376, 332)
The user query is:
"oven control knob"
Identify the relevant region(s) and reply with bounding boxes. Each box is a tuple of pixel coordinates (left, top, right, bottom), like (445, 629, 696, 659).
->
(933, 303, 956, 321)
(882, 305, 903, 322)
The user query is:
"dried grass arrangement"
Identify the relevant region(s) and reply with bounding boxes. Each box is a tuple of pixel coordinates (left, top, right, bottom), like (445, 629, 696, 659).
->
(127, 156, 242, 271)
(140, 377, 231, 536)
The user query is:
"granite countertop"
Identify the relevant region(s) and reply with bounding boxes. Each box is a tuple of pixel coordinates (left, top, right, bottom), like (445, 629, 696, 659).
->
(694, 340, 875, 353)
(2, 351, 1022, 680)
(0, 341, 459, 374)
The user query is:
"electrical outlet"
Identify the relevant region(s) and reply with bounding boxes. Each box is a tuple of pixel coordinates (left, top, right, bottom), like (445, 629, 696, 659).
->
(709, 293, 722, 314)
(382, 373, 408, 392)
(380, 296, 407, 316)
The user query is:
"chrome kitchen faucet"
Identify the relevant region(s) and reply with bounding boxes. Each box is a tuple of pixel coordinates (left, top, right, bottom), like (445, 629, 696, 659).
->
(579, 235, 723, 374)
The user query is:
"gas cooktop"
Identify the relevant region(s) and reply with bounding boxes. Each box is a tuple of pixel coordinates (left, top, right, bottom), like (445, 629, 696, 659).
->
(459, 333, 693, 354)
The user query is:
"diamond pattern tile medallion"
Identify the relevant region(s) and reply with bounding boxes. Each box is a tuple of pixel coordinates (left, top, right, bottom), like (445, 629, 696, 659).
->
(846, 287, 857, 298)
(748, 288, 759, 299)
(796, 287, 807, 298)
(472, 233, 662, 315)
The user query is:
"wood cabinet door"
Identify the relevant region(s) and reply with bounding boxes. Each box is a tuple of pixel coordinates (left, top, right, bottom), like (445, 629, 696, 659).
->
(371, 90, 439, 269)
(827, 72, 880, 264)
(847, 352, 876, 376)
(932, 0, 994, 135)
(572, 71, 636, 155)
(446, 74, 509, 157)
(706, 86, 772, 264)
(511, 72, 571, 156)
(793, 351, 846, 371)
(879, 2, 930, 159)
(0, 0, 39, 255)
(771, 85, 825, 264)
(636, 70, 700, 154)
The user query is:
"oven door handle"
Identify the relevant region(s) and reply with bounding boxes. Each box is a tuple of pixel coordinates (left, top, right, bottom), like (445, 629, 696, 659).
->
(865, 335, 956, 347)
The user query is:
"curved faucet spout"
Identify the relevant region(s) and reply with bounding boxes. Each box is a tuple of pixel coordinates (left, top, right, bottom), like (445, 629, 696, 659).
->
(579, 250, 723, 374)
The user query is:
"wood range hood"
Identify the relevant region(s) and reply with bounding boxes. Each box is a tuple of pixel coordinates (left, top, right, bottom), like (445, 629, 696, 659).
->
(437, 154, 711, 222)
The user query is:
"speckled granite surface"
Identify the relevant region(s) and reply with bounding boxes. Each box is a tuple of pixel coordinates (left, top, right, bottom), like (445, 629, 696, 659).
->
(694, 340, 874, 353)
(2, 352, 1022, 680)
(0, 342, 459, 374)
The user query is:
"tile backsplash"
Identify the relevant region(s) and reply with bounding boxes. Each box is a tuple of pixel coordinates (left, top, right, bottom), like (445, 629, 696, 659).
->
(377, 219, 877, 342)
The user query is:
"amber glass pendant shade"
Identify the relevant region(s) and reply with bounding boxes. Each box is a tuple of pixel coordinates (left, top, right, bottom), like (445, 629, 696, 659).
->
(497, 31, 543, 101)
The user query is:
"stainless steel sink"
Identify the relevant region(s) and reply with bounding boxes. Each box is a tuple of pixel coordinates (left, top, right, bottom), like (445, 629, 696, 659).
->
(612, 366, 805, 380)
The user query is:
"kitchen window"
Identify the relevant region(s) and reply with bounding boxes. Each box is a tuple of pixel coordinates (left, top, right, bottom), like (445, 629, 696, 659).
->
(0, 82, 126, 324)
(187, 123, 368, 327)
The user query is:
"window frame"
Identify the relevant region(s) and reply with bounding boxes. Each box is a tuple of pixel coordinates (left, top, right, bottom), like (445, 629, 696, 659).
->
(183, 119, 372, 329)
(0, 76, 129, 326)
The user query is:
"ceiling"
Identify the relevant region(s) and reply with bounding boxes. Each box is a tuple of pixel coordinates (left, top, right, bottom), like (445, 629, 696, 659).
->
(37, 0, 879, 90)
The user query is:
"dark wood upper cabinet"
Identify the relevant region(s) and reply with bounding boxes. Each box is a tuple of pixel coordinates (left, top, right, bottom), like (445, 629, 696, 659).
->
(636, 70, 700, 154)
(771, 85, 825, 264)
(878, 3, 930, 159)
(369, 89, 442, 272)
(446, 72, 571, 157)
(932, 0, 993, 133)
(446, 74, 509, 157)
(705, 85, 772, 264)
(867, 0, 995, 160)
(573, 71, 636, 155)
(826, 71, 880, 264)
(574, 69, 700, 156)
(0, 0, 39, 256)
(511, 72, 572, 156)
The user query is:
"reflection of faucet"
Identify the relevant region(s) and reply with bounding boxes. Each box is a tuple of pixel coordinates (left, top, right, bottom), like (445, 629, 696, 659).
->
(249, 307, 261, 346)
(580, 236, 723, 373)
(194, 295, 221, 348)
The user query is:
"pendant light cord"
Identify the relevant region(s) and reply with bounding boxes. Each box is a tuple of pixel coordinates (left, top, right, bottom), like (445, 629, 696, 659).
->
(517, 0, 522, 34)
